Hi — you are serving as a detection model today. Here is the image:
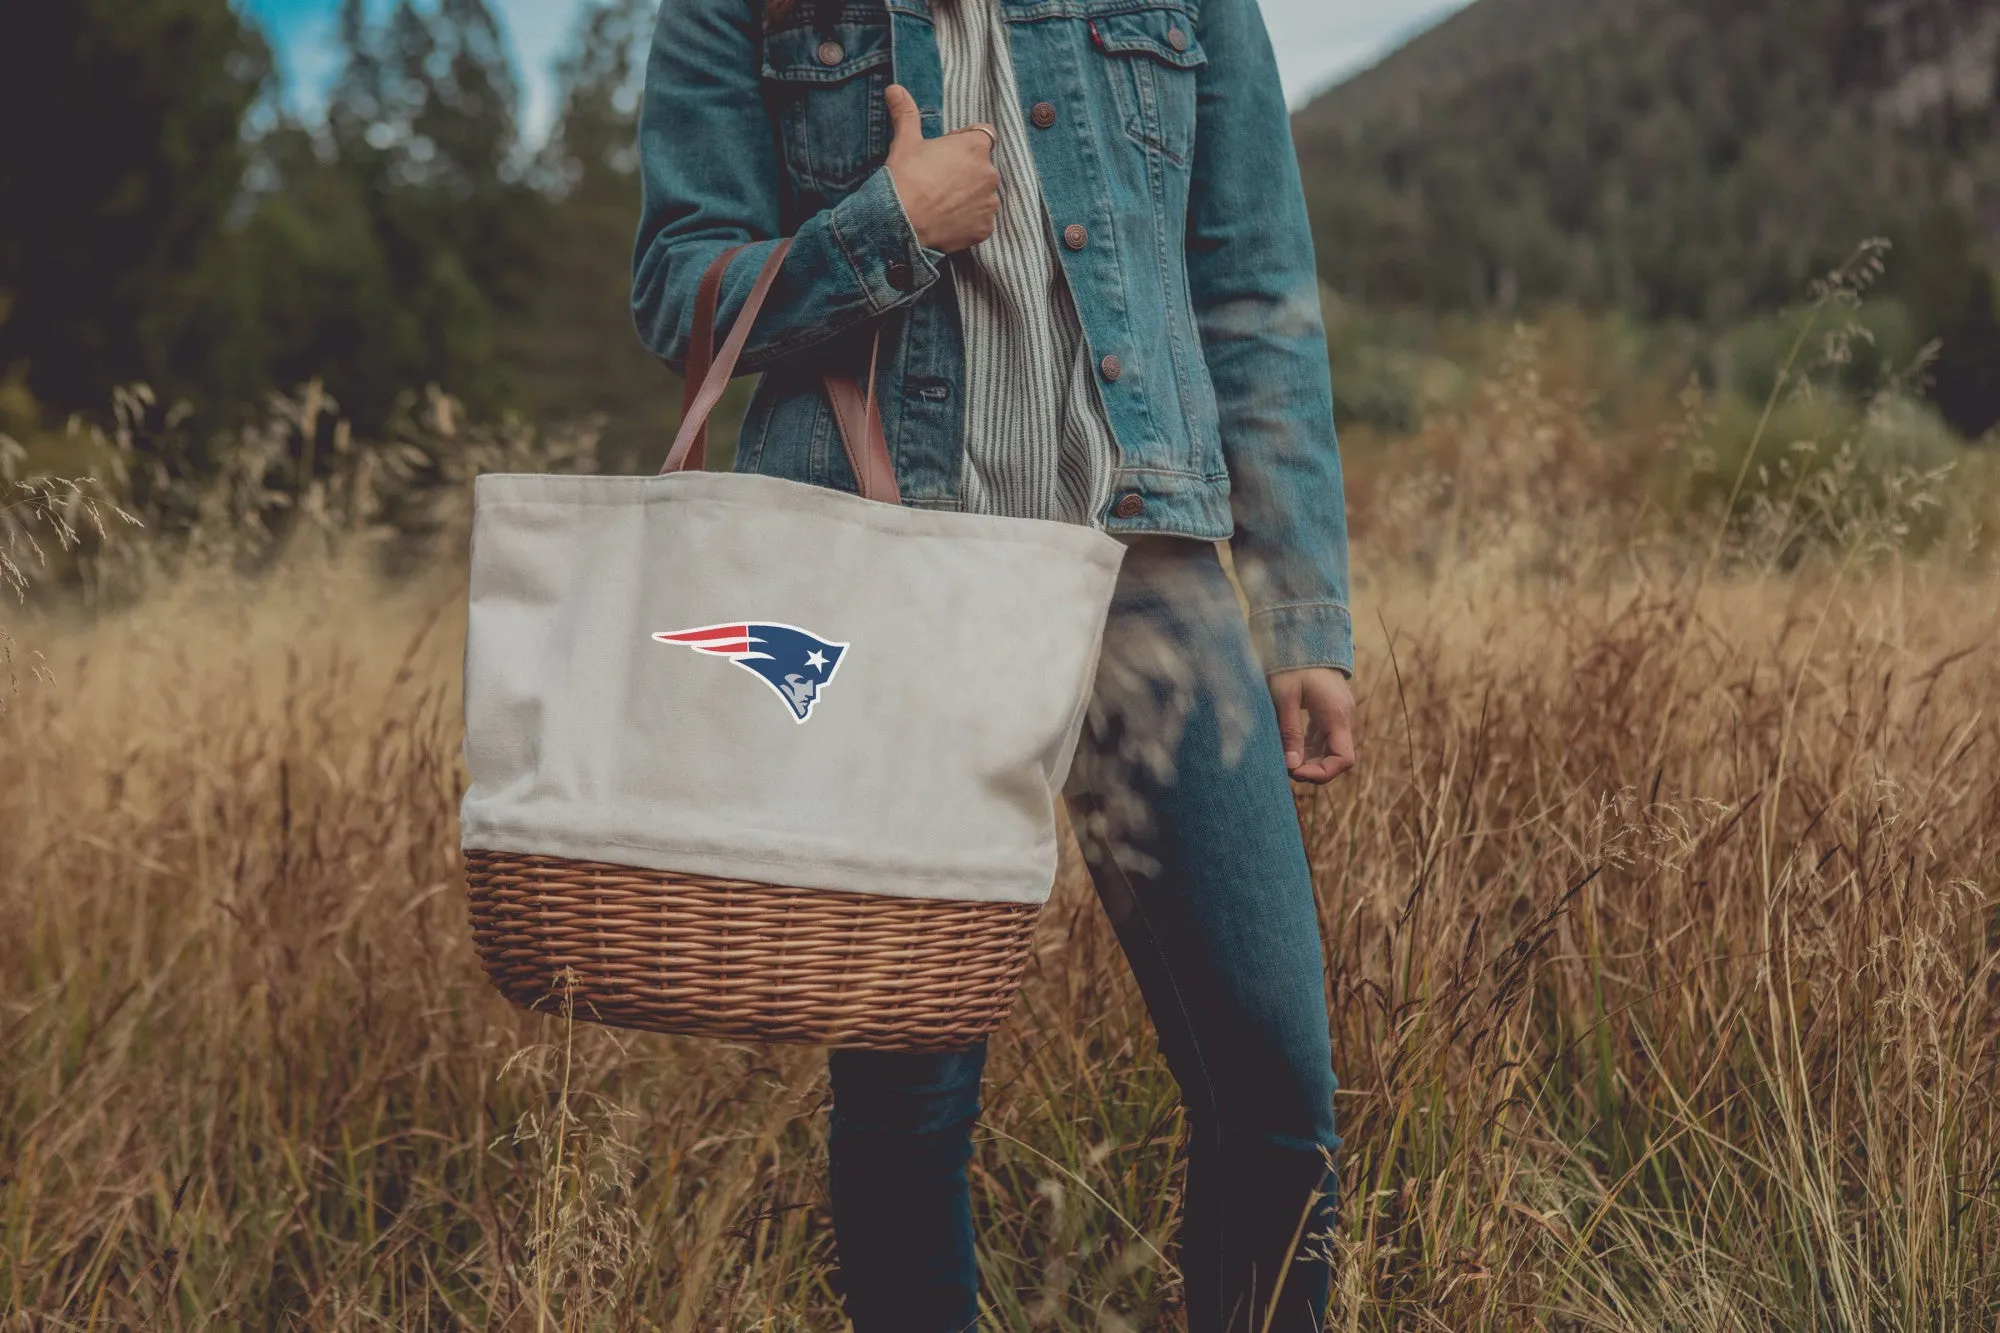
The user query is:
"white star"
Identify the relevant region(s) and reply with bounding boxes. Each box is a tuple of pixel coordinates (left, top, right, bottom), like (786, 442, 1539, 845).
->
(804, 650, 829, 672)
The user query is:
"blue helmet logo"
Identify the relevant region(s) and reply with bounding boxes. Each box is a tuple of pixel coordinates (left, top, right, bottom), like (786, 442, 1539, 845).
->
(653, 622, 849, 723)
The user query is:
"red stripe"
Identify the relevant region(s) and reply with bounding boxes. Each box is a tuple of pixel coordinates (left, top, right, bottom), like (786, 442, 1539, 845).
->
(694, 642, 752, 655)
(656, 624, 748, 643)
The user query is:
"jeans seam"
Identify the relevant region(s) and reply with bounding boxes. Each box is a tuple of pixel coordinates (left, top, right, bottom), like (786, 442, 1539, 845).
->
(1101, 851, 1227, 1327)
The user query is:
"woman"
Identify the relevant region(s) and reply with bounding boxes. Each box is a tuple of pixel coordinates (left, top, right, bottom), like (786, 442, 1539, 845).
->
(633, 0, 1356, 1326)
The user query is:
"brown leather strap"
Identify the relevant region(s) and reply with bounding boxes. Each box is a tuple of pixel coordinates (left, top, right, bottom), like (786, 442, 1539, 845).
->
(663, 240, 904, 507)
(823, 331, 899, 504)
(676, 242, 749, 474)
(662, 241, 792, 475)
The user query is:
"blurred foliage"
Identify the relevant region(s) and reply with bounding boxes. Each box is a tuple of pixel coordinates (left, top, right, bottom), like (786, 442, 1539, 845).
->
(1905, 203, 2000, 441)
(0, 0, 667, 458)
(1293, 0, 2000, 438)
(1715, 297, 1923, 407)
(2, 0, 1995, 492)
(0, 0, 271, 417)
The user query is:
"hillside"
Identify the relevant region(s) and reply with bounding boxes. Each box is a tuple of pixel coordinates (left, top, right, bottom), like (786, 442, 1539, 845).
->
(1292, 0, 2000, 322)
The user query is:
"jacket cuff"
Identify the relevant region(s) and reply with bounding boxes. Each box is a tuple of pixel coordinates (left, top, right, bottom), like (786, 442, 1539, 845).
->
(829, 167, 944, 313)
(1250, 601, 1355, 678)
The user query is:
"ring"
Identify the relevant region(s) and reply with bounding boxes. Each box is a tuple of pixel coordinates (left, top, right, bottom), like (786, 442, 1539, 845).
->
(963, 123, 997, 149)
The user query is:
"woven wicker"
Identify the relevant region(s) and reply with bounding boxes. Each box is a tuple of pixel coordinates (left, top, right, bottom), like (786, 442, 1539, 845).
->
(464, 851, 1041, 1051)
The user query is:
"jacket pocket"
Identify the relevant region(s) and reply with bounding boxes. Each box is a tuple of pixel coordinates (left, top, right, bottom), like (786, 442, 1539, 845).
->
(1091, 6, 1206, 166)
(762, 21, 894, 205)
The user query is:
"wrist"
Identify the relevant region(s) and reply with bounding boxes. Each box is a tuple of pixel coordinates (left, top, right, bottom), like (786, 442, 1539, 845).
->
(830, 168, 943, 312)
(1269, 665, 1351, 684)
(882, 165, 934, 250)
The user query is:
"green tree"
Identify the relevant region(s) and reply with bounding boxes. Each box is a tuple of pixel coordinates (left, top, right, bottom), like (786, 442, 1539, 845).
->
(504, 0, 679, 470)
(1906, 205, 2000, 440)
(287, 0, 543, 430)
(0, 0, 270, 417)
(0, 0, 674, 465)
(229, 123, 428, 428)
(1293, 0, 1997, 334)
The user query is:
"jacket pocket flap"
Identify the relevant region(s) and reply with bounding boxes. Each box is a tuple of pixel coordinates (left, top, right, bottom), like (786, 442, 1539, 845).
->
(762, 23, 893, 83)
(1092, 10, 1207, 69)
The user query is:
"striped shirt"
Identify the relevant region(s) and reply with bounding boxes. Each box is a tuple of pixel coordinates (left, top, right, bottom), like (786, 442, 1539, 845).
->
(931, 0, 1119, 526)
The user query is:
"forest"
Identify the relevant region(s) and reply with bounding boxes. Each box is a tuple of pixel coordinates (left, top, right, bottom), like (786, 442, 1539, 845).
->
(1292, 0, 2000, 440)
(0, 0, 671, 471)
(5, 0, 1996, 484)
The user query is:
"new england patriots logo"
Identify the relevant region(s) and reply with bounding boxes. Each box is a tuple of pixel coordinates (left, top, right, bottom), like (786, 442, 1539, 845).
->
(653, 622, 848, 723)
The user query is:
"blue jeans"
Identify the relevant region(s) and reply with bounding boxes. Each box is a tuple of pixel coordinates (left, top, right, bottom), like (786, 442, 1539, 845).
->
(829, 539, 1340, 1332)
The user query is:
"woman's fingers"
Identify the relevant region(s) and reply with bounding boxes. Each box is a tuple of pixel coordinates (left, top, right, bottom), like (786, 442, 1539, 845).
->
(1268, 667, 1358, 785)
(881, 91, 1001, 252)
(885, 84, 926, 149)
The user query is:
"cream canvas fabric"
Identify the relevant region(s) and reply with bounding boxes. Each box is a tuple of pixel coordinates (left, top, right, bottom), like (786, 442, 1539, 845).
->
(460, 468, 1125, 906)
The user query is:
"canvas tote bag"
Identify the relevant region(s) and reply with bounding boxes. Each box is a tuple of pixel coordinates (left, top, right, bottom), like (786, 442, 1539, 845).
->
(460, 240, 1126, 1050)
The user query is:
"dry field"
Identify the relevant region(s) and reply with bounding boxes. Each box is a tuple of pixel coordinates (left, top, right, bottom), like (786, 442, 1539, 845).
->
(3, 329, 1999, 1328)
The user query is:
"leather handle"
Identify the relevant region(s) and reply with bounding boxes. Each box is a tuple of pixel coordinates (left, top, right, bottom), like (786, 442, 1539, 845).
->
(823, 334, 899, 504)
(662, 240, 790, 476)
(662, 240, 903, 506)
(674, 242, 748, 474)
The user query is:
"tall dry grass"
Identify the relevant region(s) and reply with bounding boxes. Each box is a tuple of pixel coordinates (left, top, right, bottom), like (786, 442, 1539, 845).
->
(3, 261, 1999, 1328)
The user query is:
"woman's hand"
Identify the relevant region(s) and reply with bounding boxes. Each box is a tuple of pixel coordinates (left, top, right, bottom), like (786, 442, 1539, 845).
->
(1269, 668, 1357, 785)
(883, 84, 999, 253)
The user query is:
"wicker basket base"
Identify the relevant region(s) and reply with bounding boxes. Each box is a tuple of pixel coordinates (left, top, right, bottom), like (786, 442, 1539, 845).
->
(464, 851, 1041, 1051)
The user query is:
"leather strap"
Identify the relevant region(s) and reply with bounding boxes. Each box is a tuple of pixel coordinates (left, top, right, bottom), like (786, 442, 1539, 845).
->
(662, 241, 903, 507)
(822, 333, 897, 504)
(675, 242, 748, 474)
(662, 241, 791, 476)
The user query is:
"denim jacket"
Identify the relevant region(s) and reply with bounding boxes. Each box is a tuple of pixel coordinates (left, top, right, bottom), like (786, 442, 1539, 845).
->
(633, 0, 1353, 674)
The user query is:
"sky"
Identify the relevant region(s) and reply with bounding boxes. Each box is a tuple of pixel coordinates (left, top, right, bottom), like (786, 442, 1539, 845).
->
(242, 0, 1474, 134)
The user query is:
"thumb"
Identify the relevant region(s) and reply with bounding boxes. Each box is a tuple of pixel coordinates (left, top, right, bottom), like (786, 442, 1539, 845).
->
(1272, 677, 1307, 772)
(885, 84, 925, 149)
